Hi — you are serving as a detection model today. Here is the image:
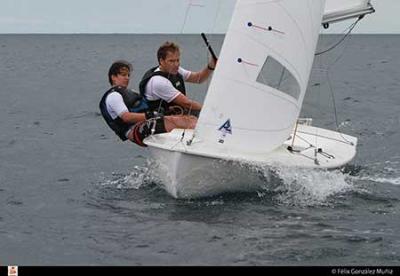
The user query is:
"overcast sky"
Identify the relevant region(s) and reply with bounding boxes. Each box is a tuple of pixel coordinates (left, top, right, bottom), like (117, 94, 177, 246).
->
(0, 0, 399, 34)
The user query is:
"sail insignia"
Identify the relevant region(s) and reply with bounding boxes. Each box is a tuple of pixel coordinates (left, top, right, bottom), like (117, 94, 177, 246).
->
(218, 119, 233, 144)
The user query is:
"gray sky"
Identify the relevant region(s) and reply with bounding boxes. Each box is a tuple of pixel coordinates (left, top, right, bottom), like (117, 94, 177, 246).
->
(0, 0, 399, 34)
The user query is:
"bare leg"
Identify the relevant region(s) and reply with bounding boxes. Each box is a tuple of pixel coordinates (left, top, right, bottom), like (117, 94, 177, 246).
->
(163, 115, 197, 132)
(126, 116, 197, 143)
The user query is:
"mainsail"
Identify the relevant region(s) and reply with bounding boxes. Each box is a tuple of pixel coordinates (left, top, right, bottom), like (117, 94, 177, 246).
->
(195, 0, 326, 155)
(323, 0, 375, 24)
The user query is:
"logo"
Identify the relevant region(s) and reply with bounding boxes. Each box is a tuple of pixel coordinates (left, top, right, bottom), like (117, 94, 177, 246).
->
(8, 266, 18, 276)
(218, 119, 232, 144)
(218, 119, 232, 134)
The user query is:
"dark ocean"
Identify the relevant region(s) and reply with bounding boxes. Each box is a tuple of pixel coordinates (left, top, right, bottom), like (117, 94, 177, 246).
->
(0, 34, 399, 267)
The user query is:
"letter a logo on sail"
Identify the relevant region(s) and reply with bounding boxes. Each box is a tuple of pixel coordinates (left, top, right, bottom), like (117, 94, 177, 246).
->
(218, 119, 232, 134)
(218, 119, 232, 144)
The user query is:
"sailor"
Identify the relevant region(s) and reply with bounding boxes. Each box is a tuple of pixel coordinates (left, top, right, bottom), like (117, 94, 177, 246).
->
(139, 41, 217, 116)
(99, 60, 197, 147)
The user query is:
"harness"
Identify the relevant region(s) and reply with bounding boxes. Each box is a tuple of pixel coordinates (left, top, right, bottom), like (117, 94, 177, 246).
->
(99, 86, 148, 141)
(139, 66, 186, 114)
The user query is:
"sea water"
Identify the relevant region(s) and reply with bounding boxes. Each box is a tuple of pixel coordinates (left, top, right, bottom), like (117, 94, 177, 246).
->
(0, 34, 400, 265)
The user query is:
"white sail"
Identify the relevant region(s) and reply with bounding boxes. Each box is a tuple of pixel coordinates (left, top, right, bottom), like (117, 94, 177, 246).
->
(195, 0, 326, 155)
(323, 0, 375, 24)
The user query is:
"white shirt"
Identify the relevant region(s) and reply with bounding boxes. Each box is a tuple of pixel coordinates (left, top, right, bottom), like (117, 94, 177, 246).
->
(105, 92, 128, 120)
(145, 67, 191, 103)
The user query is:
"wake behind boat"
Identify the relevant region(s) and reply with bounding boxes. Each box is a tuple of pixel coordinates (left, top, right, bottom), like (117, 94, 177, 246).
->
(144, 0, 374, 199)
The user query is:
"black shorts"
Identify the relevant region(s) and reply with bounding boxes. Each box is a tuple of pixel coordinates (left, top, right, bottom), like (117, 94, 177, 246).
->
(131, 118, 166, 147)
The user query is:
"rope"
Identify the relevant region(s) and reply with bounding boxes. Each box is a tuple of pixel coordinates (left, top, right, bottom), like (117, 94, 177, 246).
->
(307, 17, 361, 149)
(180, 101, 194, 142)
(288, 133, 336, 162)
(211, 0, 222, 34)
(297, 130, 354, 146)
(180, 1, 205, 34)
(325, 72, 355, 145)
(315, 17, 362, 56)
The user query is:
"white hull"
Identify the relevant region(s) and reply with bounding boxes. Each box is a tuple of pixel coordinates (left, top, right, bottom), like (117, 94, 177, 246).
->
(144, 124, 357, 199)
(147, 148, 267, 198)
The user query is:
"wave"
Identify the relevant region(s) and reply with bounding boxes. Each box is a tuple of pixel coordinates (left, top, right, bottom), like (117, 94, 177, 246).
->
(349, 159, 400, 186)
(257, 165, 355, 207)
(95, 157, 400, 207)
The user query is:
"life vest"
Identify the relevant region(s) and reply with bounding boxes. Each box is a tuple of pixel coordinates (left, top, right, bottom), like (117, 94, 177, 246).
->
(139, 66, 186, 113)
(99, 86, 148, 141)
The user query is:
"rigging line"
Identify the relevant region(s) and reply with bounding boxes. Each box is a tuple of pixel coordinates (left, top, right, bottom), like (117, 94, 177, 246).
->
(310, 26, 354, 150)
(149, 78, 167, 115)
(297, 130, 354, 146)
(167, 122, 191, 151)
(210, 0, 222, 34)
(186, 129, 196, 146)
(291, 120, 299, 148)
(181, 0, 205, 33)
(326, 71, 355, 146)
(315, 17, 362, 56)
(180, 101, 194, 142)
(290, 150, 318, 162)
(324, 27, 353, 71)
(179, 1, 210, 118)
(170, 138, 185, 151)
(293, 133, 316, 148)
(316, 34, 339, 134)
(181, 4, 191, 34)
(314, 51, 325, 152)
(326, 70, 339, 130)
(288, 145, 314, 153)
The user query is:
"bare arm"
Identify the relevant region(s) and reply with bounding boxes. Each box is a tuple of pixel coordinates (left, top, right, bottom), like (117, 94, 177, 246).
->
(171, 93, 202, 111)
(186, 57, 217, 84)
(119, 112, 146, 124)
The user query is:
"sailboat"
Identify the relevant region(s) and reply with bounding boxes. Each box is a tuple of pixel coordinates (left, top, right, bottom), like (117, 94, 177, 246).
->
(144, 0, 375, 198)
